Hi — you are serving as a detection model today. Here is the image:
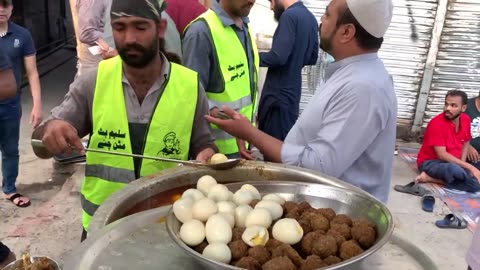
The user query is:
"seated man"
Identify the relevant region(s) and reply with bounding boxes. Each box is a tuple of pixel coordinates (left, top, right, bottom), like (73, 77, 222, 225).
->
(464, 91, 480, 168)
(416, 90, 480, 192)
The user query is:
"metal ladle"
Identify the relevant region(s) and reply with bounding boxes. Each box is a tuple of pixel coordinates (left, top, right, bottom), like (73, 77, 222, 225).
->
(31, 139, 241, 170)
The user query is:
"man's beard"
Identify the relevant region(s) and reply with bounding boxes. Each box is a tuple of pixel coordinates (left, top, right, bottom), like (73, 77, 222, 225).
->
(273, 1, 285, 21)
(117, 39, 159, 68)
(319, 24, 333, 53)
(228, 0, 254, 18)
(444, 111, 461, 121)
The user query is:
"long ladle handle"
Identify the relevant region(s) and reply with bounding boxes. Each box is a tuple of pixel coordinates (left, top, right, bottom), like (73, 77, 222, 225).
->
(31, 139, 201, 166)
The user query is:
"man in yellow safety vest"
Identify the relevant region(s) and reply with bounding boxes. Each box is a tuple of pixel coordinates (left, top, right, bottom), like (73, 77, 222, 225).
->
(32, 0, 216, 241)
(182, 0, 259, 159)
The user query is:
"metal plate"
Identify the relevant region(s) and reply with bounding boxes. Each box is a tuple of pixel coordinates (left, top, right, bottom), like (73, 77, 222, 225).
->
(63, 182, 437, 270)
(3, 257, 61, 270)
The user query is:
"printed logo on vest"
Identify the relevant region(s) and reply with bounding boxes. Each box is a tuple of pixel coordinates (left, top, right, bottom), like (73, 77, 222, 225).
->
(227, 62, 246, 82)
(96, 128, 127, 151)
(158, 132, 181, 156)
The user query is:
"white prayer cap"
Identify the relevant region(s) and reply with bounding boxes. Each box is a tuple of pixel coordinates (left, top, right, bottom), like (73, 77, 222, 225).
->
(346, 0, 394, 38)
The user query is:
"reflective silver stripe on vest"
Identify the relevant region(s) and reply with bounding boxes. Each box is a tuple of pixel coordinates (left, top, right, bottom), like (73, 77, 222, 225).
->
(85, 164, 136, 184)
(209, 95, 252, 111)
(81, 193, 100, 217)
(212, 128, 235, 140)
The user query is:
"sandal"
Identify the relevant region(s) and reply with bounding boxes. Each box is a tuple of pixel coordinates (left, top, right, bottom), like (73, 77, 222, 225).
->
(6, 193, 31, 208)
(394, 181, 430, 196)
(421, 195, 435, 212)
(435, 214, 467, 229)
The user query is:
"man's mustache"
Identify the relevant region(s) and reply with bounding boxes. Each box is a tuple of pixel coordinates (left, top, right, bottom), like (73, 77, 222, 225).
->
(120, 43, 147, 52)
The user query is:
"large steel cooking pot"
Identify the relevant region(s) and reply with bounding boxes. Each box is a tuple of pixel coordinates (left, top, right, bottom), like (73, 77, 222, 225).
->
(63, 161, 400, 270)
(90, 161, 380, 233)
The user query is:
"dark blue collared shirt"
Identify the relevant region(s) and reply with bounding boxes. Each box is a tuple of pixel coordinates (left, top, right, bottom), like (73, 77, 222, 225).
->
(259, 1, 319, 116)
(0, 21, 36, 104)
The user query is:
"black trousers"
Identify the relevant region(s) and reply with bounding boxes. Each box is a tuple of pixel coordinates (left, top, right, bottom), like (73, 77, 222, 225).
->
(0, 241, 11, 263)
(81, 229, 88, 242)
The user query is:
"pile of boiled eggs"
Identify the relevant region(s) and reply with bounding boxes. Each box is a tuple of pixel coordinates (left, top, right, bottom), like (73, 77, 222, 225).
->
(172, 175, 304, 264)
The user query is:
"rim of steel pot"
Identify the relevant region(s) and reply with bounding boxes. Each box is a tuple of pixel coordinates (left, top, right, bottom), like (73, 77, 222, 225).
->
(89, 161, 376, 234)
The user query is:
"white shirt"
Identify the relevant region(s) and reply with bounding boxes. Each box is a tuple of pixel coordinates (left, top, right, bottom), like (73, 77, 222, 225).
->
(281, 53, 397, 202)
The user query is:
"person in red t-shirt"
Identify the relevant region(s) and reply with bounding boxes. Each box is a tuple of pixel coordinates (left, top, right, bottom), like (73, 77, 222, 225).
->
(416, 90, 480, 192)
(165, 0, 207, 34)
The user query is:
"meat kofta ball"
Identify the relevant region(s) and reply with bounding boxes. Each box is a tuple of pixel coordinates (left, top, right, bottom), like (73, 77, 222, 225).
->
(351, 225, 376, 249)
(310, 214, 330, 232)
(322, 255, 342, 266)
(297, 218, 312, 235)
(300, 255, 327, 270)
(262, 256, 297, 270)
(339, 240, 364, 260)
(284, 202, 298, 213)
(352, 218, 375, 228)
(248, 246, 272, 265)
(317, 208, 336, 221)
(271, 244, 303, 267)
(301, 231, 323, 254)
(250, 199, 260, 208)
(297, 201, 312, 212)
(265, 239, 284, 252)
(326, 230, 346, 247)
(285, 207, 302, 220)
(233, 227, 246, 241)
(331, 214, 353, 227)
(299, 211, 316, 223)
(235, 257, 262, 270)
(229, 240, 249, 260)
(329, 223, 352, 240)
(311, 235, 338, 259)
(193, 241, 208, 254)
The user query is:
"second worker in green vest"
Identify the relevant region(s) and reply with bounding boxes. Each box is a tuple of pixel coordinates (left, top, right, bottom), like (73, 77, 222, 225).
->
(32, 0, 217, 241)
(182, 0, 259, 159)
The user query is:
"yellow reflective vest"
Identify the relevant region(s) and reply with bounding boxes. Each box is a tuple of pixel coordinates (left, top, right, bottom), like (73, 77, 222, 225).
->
(189, 9, 259, 155)
(81, 56, 197, 231)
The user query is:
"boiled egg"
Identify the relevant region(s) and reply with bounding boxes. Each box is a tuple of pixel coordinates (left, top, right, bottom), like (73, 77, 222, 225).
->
(209, 153, 229, 164)
(217, 201, 236, 217)
(245, 208, 272, 228)
(207, 184, 230, 202)
(255, 200, 283, 220)
(202, 243, 231, 264)
(218, 212, 235, 228)
(205, 214, 232, 244)
(262, 193, 286, 205)
(179, 219, 205, 246)
(182, 188, 205, 201)
(234, 204, 253, 228)
(197, 175, 217, 195)
(172, 197, 194, 223)
(233, 189, 254, 205)
(241, 184, 261, 200)
(242, 226, 269, 247)
(192, 198, 218, 222)
(272, 218, 304, 245)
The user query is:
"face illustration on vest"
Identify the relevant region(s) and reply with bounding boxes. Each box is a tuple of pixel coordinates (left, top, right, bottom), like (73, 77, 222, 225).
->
(227, 62, 246, 81)
(158, 132, 181, 156)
